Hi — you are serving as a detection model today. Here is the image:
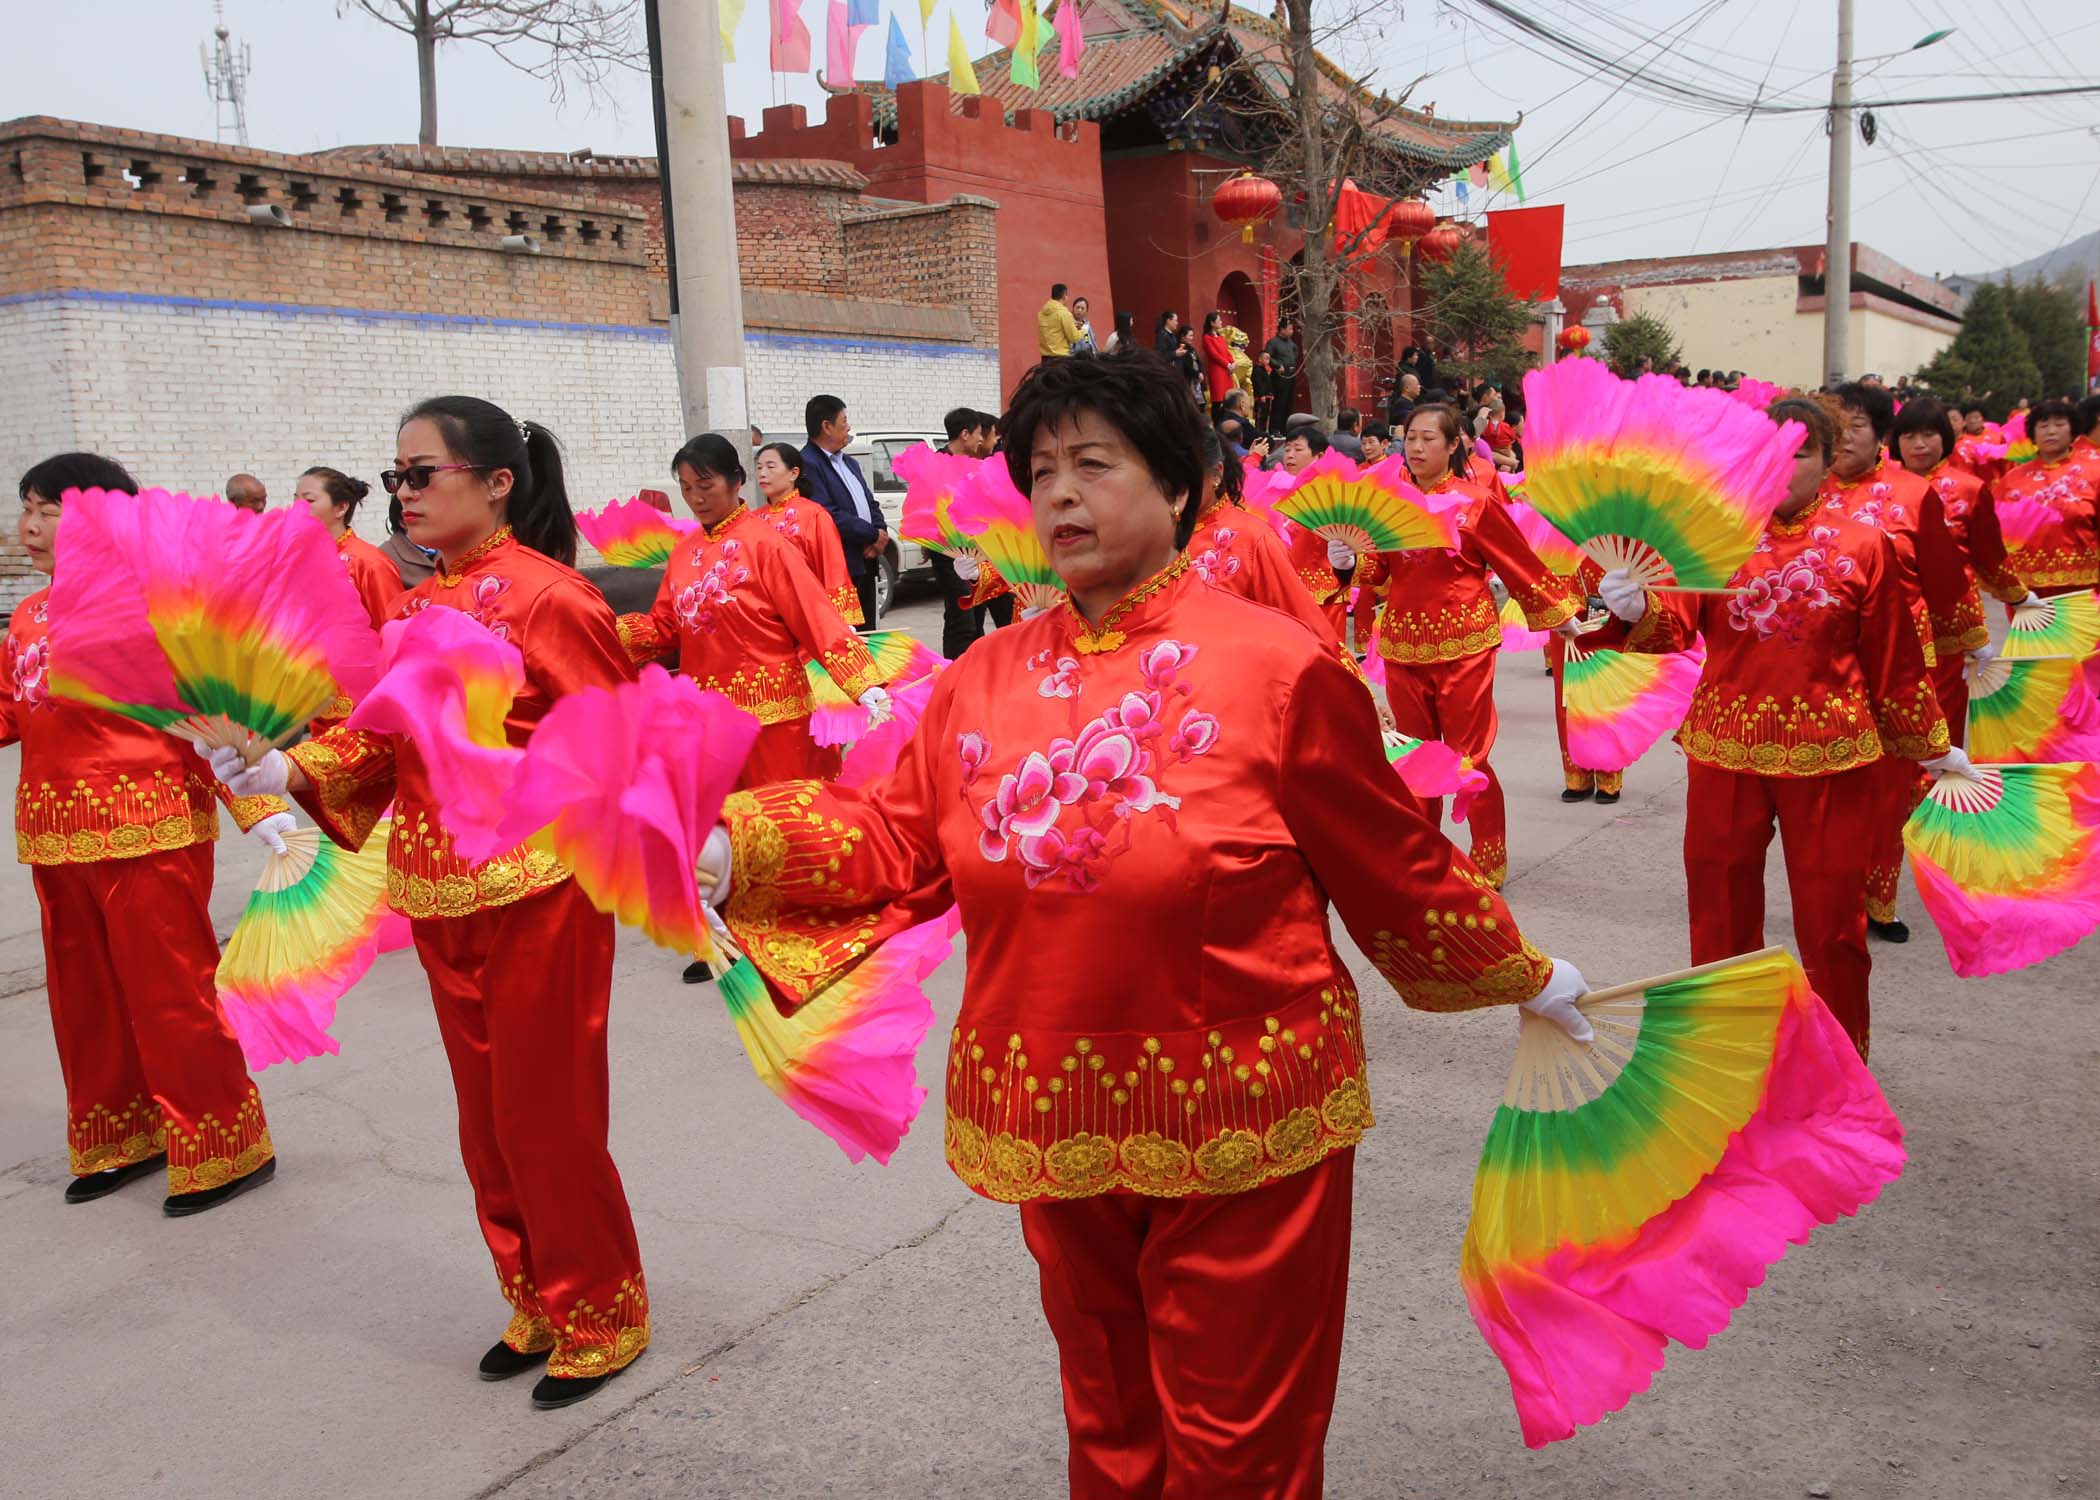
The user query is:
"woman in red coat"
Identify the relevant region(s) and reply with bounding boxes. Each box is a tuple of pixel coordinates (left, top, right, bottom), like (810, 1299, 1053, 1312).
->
(208, 397, 650, 1410)
(1199, 311, 1236, 419)
(699, 353, 1594, 1497)
(295, 466, 400, 626)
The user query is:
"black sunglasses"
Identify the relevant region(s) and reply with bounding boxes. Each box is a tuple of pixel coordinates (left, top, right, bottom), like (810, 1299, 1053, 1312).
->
(379, 462, 488, 495)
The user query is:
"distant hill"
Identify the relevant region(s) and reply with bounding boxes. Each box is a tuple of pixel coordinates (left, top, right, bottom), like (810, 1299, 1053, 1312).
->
(1946, 227, 2100, 299)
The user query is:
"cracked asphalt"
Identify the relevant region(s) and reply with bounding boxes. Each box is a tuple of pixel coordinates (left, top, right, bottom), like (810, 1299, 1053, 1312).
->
(2, 595, 2093, 1499)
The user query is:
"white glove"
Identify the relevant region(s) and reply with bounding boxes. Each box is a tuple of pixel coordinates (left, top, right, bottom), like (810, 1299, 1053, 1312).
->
(858, 684, 892, 724)
(204, 743, 291, 798)
(1966, 639, 1998, 667)
(697, 825, 733, 907)
(1019, 605, 1051, 621)
(1520, 957, 1595, 1044)
(954, 555, 981, 583)
(2016, 592, 2044, 608)
(1598, 569, 1648, 625)
(1922, 746, 1976, 779)
(248, 811, 296, 856)
(1551, 617, 1584, 639)
(1325, 538, 1358, 571)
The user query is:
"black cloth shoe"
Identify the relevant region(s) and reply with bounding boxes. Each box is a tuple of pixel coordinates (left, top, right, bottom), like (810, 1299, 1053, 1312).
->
(163, 1155, 276, 1217)
(1868, 917, 1910, 944)
(1560, 786, 1594, 803)
(480, 1340, 552, 1381)
(1595, 789, 1622, 805)
(64, 1153, 166, 1204)
(531, 1362, 634, 1410)
(681, 959, 713, 984)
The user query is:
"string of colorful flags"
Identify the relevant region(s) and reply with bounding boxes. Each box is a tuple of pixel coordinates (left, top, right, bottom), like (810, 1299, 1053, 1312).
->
(1452, 141, 1525, 207)
(752, 0, 1085, 93)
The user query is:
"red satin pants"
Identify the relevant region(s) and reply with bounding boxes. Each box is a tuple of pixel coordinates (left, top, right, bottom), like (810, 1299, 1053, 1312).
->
(739, 717, 841, 787)
(1684, 761, 1877, 1058)
(412, 877, 648, 1378)
(1547, 635, 1623, 795)
(34, 843, 272, 1191)
(1019, 1149, 1356, 1500)
(1383, 649, 1508, 884)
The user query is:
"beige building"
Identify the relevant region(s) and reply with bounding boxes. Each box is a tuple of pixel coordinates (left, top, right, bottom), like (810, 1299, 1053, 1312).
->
(1560, 243, 1960, 386)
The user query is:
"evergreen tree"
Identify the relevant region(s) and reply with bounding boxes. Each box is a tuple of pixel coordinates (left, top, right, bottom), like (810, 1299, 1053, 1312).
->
(2006, 276, 2086, 397)
(1599, 311, 1681, 376)
(1417, 240, 1537, 390)
(1915, 281, 2041, 419)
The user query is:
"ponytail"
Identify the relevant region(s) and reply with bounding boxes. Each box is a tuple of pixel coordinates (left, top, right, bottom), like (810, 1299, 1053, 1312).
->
(301, 465, 372, 523)
(401, 395, 579, 567)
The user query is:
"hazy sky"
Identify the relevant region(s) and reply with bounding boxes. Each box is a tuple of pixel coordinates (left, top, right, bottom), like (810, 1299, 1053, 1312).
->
(6, 0, 2096, 276)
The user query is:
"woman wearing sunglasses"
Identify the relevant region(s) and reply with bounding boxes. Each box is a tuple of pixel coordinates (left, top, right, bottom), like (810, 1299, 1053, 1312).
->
(202, 396, 651, 1410)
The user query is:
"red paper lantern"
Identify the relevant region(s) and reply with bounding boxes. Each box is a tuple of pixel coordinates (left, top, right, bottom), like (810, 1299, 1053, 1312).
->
(1557, 326, 1592, 353)
(1389, 198, 1436, 245)
(1212, 171, 1282, 245)
(1417, 224, 1463, 263)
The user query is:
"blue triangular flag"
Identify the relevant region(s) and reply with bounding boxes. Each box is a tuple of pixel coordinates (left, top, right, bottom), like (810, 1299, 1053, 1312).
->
(850, 0, 881, 28)
(884, 12, 914, 87)
(1454, 177, 1469, 205)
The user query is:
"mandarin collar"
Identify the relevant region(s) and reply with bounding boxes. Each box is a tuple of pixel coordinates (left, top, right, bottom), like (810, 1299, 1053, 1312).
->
(1058, 555, 1193, 655)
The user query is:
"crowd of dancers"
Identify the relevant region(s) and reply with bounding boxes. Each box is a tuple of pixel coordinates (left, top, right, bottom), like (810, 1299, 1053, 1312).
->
(7, 351, 2096, 1490)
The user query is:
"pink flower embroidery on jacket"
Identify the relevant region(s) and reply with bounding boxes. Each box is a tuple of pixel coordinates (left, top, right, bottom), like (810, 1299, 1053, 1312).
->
(1727, 545, 1855, 641)
(8, 635, 50, 709)
(1189, 527, 1242, 585)
(674, 547, 751, 634)
(1931, 474, 1971, 520)
(972, 638, 1216, 890)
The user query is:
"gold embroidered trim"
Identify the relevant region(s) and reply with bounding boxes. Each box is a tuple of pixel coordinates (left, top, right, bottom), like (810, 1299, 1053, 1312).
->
(1678, 685, 1895, 776)
(287, 733, 390, 852)
(616, 611, 672, 667)
(165, 1087, 274, 1195)
(1379, 619, 1501, 664)
(1064, 554, 1191, 655)
(224, 791, 291, 833)
(722, 785, 878, 1000)
(435, 525, 513, 586)
(68, 1095, 167, 1174)
(695, 658, 818, 727)
(2004, 547, 2098, 590)
(829, 585, 866, 626)
(501, 1307, 557, 1355)
(944, 985, 1374, 1203)
(15, 773, 220, 866)
(547, 1275, 651, 1379)
(384, 805, 570, 918)
(1469, 835, 1510, 890)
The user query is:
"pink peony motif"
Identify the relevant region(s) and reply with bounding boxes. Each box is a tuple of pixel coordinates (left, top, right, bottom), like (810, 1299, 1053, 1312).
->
(673, 559, 748, 632)
(1104, 689, 1164, 739)
(957, 730, 990, 786)
(462, 574, 514, 640)
(1170, 709, 1220, 759)
(1039, 656, 1083, 700)
(1189, 545, 1240, 585)
(1067, 720, 1169, 814)
(11, 638, 50, 708)
(1138, 639, 1198, 688)
(1025, 647, 1054, 672)
(1017, 824, 1109, 890)
(979, 750, 1088, 861)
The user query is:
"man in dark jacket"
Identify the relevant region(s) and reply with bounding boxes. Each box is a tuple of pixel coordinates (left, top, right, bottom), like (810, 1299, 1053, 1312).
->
(800, 393, 887, 626)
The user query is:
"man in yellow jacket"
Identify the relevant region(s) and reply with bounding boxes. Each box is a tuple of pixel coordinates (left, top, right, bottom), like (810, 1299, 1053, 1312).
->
(1036, 282, 1082, 357)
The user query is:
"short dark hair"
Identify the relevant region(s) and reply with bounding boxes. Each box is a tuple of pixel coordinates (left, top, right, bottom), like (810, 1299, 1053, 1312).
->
(2073, 393, 2100, 438)
(1960, 401, 1987, 418)
(1050, 282, 1068, 301)
(19, 450, 138, 502)
(1200, 424, 1244, 502)
(1832, 381, 1895, 441)
(300, 465, 372, 522)
(944, 406, 982, 442)
(1336, 408, 1360, 433)
(402, 395, 578, 566)
(804, 394, 846, 442)
(1218, 417, 1244, 442)
(1002, 350, 1207, 549)
(1888, 398, 1956, 467)
(756, 440, 815, 498)
(1289, 428, 1330, 457)
(673, 432, 747, 488)
(2028, 396, 2079, 439)
(1361, 421, 1391, 443)
(1771, 397, 1836, 463)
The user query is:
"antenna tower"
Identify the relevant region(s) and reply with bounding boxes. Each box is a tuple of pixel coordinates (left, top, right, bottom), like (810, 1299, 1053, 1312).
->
(201, 2, 252, 147)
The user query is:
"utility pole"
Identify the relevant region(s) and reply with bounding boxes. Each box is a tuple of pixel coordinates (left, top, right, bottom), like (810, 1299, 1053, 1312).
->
(1822, 0, 1854, 388)
(645, 0, 750, 452)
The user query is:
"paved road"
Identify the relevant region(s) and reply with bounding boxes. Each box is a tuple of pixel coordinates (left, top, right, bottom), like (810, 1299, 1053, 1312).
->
(1, 591, 2092, 1499)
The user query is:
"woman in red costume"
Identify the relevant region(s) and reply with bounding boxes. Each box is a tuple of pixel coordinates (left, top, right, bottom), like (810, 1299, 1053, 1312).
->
(752, 441, 863, 627)
(1548, 557, 1623, 804)
(701, 353, 1595, 1498)
(1186, 428, 1348, 655)
(615, 434, 883, 785)
(1597, 397, 1960, 1061)
(1198, 310, 1236, 420)
(206, 397, 648, 1409)
(1995, 396, 2099, 598)
(8, 451, 292, 1214)
(1355, 405, 1583, 887)
(1820, 383, 1989, 942)
(296, 466, 400, 626)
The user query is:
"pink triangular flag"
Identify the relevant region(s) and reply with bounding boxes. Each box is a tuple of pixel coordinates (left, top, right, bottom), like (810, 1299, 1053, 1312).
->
(1055, 0, 1084, 78)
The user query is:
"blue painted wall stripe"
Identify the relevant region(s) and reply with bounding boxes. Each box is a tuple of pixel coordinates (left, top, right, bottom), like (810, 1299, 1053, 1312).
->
(0, 288, 993, 362)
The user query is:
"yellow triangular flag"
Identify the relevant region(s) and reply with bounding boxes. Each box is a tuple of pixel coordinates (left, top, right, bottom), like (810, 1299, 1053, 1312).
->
(1486, 151, 1513, 194)
(919, 0, 936, 23)
(949, 16, 980, 94)
(721, 0, 746, 59)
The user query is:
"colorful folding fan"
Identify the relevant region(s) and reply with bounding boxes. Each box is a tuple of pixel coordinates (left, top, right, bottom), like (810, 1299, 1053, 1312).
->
(476, 665, 759, 957)
(1519, 362, 1802, 591)
(346, 606, 527, 858)
(1506, 501, 1588, 578)
(2003, 591, 2100, 661)
(216, 820, 395, 1069)
(1386, 731, 1490, 822)
(838, 671, 940, 788)
(1270, 451, 1464, 556)
(2001, 410, 2036, 465)
(715, 913, 954, 1164)
(1904, 761, 2100, 978)
(577, 497, 696, 568)
(1462, 946, 1906, 1448)
(1562, 639, 1705, 772)
(893, 442, 981, 558)
(47, 487, 381, 761)
(805, 631, 947, 747)
(1727, 376, 1789, 408)
(1965, 655, 2100, 763)
(1993, 498, 2053, 556)
(1499, 596, 1549, 653)
(946, 457, 1066, 611)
